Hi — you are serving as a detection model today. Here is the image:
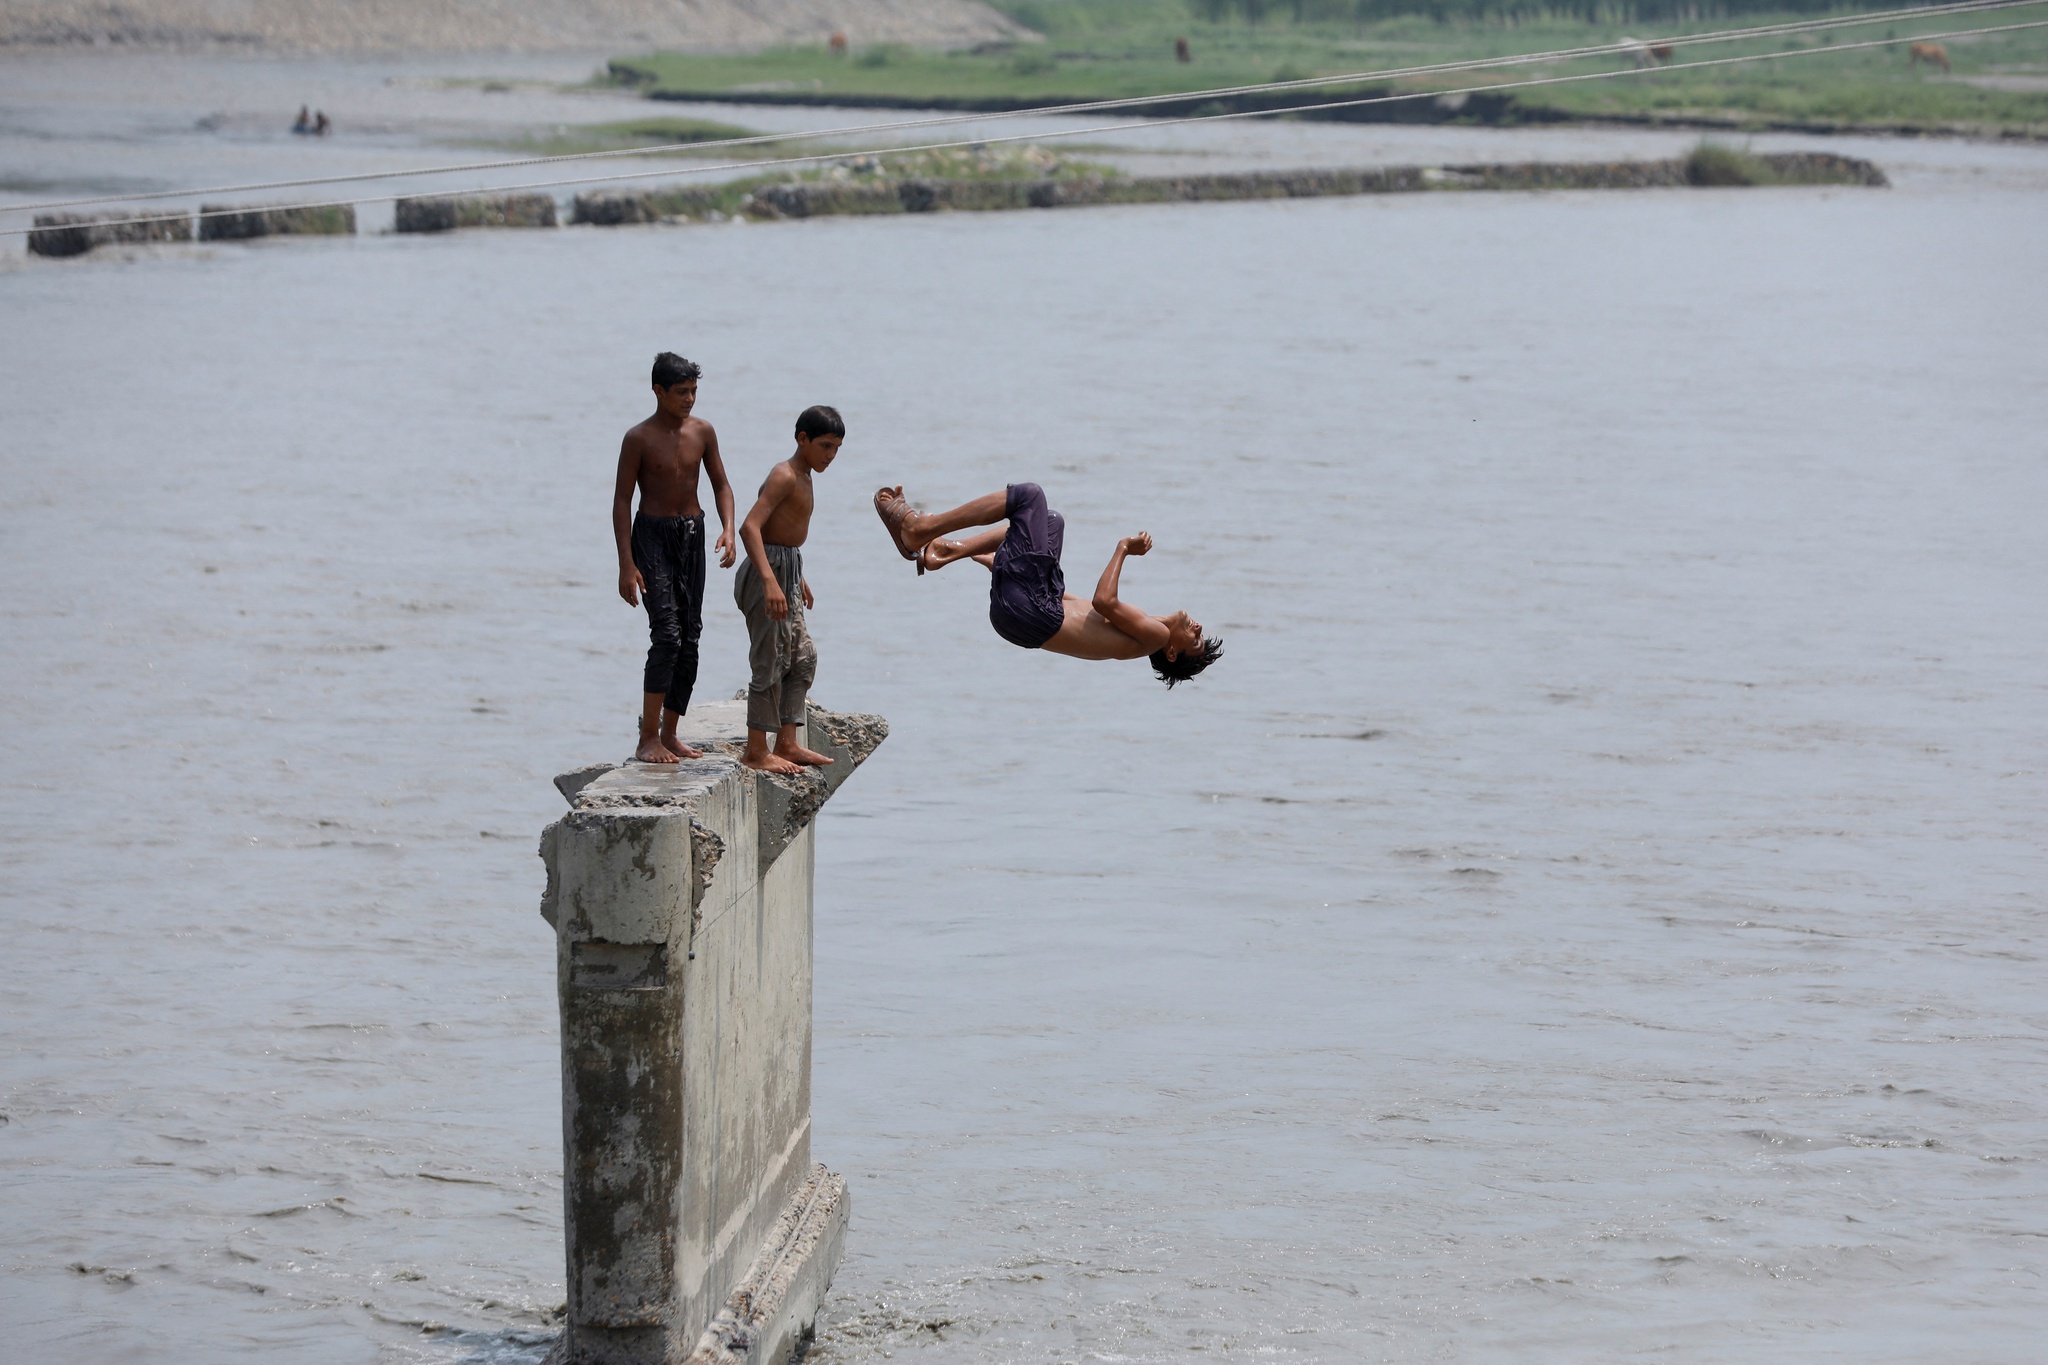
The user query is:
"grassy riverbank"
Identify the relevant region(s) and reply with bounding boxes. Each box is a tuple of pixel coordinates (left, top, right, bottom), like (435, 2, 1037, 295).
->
(607, 0, 2048, 137)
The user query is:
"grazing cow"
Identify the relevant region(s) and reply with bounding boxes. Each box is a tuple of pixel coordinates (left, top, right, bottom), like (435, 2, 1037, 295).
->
(1648, 42, 1674, 64)
(1175, 35, 1191, 63)
(828, 30, 847, 55)
(1619, 37, 1657, 69)
(1909, 41, 1951, 73)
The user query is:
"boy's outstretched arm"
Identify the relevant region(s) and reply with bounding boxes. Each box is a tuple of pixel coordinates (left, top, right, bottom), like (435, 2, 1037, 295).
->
(739, 466, 796, 620)
(1090, 533, 1170, 651)
(702, 425, 738, 569)
(613, 436, 644, 606)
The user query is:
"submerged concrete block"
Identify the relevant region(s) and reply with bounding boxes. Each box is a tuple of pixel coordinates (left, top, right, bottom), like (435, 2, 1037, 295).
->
(541, 698, 885, 1365)
(198, 202, 356, 239)
(28, 210, 191, 257)
(395, 192, 558, 233)
(571, 188, 726, 225)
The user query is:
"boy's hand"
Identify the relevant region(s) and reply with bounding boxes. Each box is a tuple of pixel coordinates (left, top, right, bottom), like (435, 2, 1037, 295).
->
(1121, 532, 1153, 556)
(620, 566, 644, 606)
(764, 580, 789, 620)
(714, 526, 736, 569)
(801, 578, 815, 611)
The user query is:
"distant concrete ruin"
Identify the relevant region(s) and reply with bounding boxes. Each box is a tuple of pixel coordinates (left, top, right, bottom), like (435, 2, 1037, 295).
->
(538, 698, 886, 1365)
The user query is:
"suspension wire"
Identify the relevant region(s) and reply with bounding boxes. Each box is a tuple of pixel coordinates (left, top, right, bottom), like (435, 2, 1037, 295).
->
(4, 0, 2036, 219)
(8, 13, 2043, 240)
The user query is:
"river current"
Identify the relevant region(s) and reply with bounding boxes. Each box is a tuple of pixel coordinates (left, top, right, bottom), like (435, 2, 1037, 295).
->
(2, 96, 2045, 1363)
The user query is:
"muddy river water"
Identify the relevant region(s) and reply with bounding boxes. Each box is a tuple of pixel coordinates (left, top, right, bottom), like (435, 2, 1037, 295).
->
(2, 51, 2046, 1365)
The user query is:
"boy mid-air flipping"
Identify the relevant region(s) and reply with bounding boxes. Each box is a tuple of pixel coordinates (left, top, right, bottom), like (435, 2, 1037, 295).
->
(614, 352, 736, 764)
(874, 482, 1223, 686)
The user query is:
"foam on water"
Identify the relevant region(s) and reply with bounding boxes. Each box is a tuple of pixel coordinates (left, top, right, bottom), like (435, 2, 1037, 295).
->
(2, 141, 2045, 1363)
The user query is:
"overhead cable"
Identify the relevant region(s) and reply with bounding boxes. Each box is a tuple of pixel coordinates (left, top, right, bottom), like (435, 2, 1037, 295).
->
(4, 0, 2037, 218)
(8, 13, 2044, 239)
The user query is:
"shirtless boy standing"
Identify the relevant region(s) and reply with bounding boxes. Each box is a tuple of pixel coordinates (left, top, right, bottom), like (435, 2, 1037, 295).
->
(733, 406, 844, 774)
(614, 352, 736, 764)
(874, 482, 1222, 686)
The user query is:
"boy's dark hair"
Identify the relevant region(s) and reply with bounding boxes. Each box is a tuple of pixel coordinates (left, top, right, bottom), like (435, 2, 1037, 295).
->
(652, 352, 701, 389)
(1151, 636, 1224, 688)
(795, 405, 845, 441)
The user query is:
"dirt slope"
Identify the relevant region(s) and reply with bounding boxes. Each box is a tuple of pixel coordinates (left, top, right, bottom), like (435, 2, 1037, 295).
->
(0, 0, 1032, 53)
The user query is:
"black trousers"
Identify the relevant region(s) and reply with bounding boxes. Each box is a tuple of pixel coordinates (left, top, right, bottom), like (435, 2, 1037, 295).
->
(632, 513, 705, 713)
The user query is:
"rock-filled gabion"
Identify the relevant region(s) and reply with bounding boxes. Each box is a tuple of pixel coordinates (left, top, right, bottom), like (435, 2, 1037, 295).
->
(393, 192, 557, 233)
(29, 210, 192, 258)
(198, 203, 356, 240)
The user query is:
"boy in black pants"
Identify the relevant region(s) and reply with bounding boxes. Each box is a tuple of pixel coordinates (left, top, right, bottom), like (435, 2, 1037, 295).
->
(613, 352, 736, 762)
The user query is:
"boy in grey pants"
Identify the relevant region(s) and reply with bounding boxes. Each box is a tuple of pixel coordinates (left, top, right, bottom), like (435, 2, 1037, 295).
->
(733, 406, 844, 774)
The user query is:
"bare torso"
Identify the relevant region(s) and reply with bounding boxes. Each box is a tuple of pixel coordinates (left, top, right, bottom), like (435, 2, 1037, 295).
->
(1040, 594, 1155, 661)
(627, 415, 714, 517)
(758, 459, 815, 546)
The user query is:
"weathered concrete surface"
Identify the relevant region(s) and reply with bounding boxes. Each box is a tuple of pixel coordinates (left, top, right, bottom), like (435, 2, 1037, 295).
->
(28, 209, 190, 256)
(683, 1164, 849, 1365)
(540, 698, 884, 1365)
(198, 202, 355, 239)
(395, 191, 557, 233)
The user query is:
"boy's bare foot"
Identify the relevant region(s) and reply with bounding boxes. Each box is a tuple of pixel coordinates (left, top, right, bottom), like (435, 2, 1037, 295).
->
(920, 538, 965, 571)
(634, 733, 681, 764)
(660, 731, 704, 759)
(774, 743, 835, 767)
(740, 749, 804, 775)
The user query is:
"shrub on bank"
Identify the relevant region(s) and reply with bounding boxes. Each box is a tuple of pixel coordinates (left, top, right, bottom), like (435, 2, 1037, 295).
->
(1685, 141, 1776, 185)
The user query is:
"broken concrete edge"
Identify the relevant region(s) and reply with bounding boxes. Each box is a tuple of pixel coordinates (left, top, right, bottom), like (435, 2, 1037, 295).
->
(682, 1165, 850, 1365)
(555, 763, 619, 806)
(546, 701, 888, 895)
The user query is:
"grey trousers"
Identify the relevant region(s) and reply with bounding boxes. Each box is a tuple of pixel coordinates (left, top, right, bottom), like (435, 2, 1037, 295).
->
(733, 544, 816, 734)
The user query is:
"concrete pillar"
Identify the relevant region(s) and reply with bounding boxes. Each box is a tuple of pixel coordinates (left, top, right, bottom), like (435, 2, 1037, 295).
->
(539, 699, 886, 1365)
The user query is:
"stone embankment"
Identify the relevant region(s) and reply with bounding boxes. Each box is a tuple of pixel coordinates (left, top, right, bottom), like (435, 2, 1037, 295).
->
(0, 0, 1029, 53)
(29, 153, 1886, 256)
(569, 151, 1887, 225)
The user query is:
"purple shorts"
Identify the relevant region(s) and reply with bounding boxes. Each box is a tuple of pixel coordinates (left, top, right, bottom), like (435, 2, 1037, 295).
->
(988, 483, 1066, 650)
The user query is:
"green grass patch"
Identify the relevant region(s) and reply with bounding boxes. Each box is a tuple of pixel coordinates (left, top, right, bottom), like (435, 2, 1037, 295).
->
(1685, 140, 1778, 185)
(485, 116, 762, 157)
(596, 143, 1117, 219)
(604, 2, 2048, 137)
